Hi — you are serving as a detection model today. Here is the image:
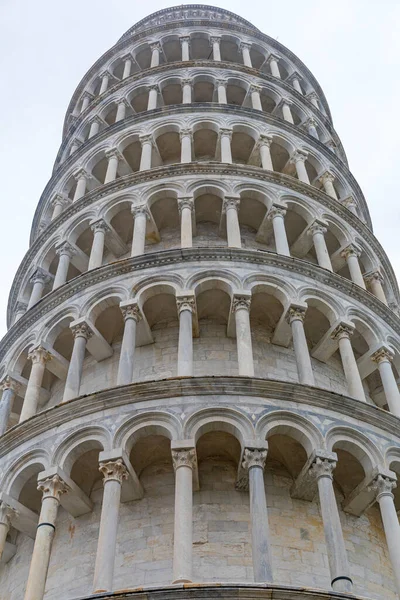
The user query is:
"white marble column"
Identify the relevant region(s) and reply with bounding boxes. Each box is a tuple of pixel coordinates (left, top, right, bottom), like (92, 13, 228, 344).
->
(150, 42, 162, 68)
(93, 459, 128, 593)
(290, 150, 310, 184)
(69, 139, 81, 155)
(287, 72, 303, 94)
(115, 98, 129, 122)
(117, 303, 141, 385)
(258, 135, 273, 170)
(0, 376, 19, 436)
(73, 168, 90, 202)
(27, 268, 51, 310)
(305, 117, 319, 139)
(131, 206, 149, 256)
(220, 128, 233, 163)
(250, 85, 262, 110)
(104, 148, 121, 183)
(370, 475, 400, 596)
(216, 79, 227, 104)
(371, 348, 400, 417)
(242, 448, 273, 582)
(342, 196, 358, 216)
(307, 92, 320, 109)
(287, 306, 315, 385)
(267, 54, 281, 78)
(53, 242, 76, 290)
(20, 347, 51, 423)
(14, 301, 27, 323)
(50, 194, 70, 220)
(233, 296, 254, 377)
(139, 134, 153, 170)
(240, 42, 253, 67)
(180, 36, 190, 61)
(332, 324, 365, 402)
(364, 271, 387, 305)
(0, 501, 15, 561)
(88, 220, 110, 270)
(177, 296, 195, 376)
(280, 98, 294, 124)
(180, 129, 193, 163)
(63, 322, 93, 402)
(310, 456, 353, 593)
(88, 116, 103, 139)
(121, 54, 133, 79)
(223, 197, 241, 248)
(268, 204, 290, 256)
(147, 84, 159, 110)
(210, 36, 221, 61)
(319, 171, 338, 199)
(80, 93, 92, 113)
(308, 220, 332, 270)
(341, 245, 366, 289)
(181, 79, 192, 104)
(172, 449, 196, 583)
(99, 71, 111, 95)
(178, 197, 194, 248)
(24, 475, 69, 600)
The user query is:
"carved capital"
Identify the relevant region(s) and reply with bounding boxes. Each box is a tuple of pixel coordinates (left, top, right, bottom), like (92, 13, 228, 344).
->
(29, 267, 51, 285)
(90, 219, 110, 234)
(73, 167, 89, 182)
(239, 41, 252, 51)
(341, 244, 361, 260)
(179, 128, 193, 140)
(139, 133, 153, 145)
(249, 84, 262, 94)
(371, 347, 394, 365)
(364, 271, 384, 285)
(178, 197, 194, 214)
(121, 303, 142, 322)
(38, 474, 69, 501)
(147, 84, 159, 93)
(55, 241, 76, 259)
(51, 193, 70, 209)
(99, 459, 128, 484)
(369, 474, 397, 500)
(210, 36, 221, 45)
(70, 322, 93, 340)
(172, 448, 196, 470)
(176, 295, 196, 315)
(223, 196, 240, 212)
(258, 134, 273, 148)
(179, 36, 191, 46)
(105, 147, 123, 161)
(242, 448, 267, 470)
(181, 78, 192, 88)
(232, 295, 251, 312)
(28, 346, 52, 365)
(150, 41, 162, 52)
(308, 219, 327, 237)
(304, 117, 318, 130)
(89, 115, 104, 126)
(319, 171, 335, 185)
(286, 305, 307, 324)
(290, 149, 308, 164)
(342, 196, 357, 210)
(219, 128, 233, 140)
(266, 53, 280, 65)
(0, 501, 17, 527)
(331, 323, 354, 341)
(307, 91, 319, 102)
(99, 70, 112, 80)
(0, 376, 20, 394)
(131, 204, 150, 219)
(310, 456, 336, 480)
(215, 79, 227, 88)
(267, 204, 287, 220)
(121, 53, 133, 63)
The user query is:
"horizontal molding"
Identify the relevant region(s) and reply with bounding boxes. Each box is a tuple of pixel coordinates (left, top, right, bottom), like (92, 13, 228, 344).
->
(1, 376, 399, 460)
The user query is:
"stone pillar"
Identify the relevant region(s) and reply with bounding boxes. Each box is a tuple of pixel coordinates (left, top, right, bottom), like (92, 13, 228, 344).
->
(308, 220, 332, 271)
(117, 303, 141, 386)
(27, 268, 51, 310)
(210, 36, 221, 61)
(50, 194, 70, 220)
(223, 197, 241, 248)
(267, 54, 281, 78)
(341, 245, 366, 289)
(24, 475, 68, 600)
(176, 296, 195, 376)
(232, 296, 254, 377)
(172, 449, 196, 583)
(180, 36, 190, 61)
(14, 301, 28, 323)
(287, 306, 314, 385)
(63, 322, 93, 402)
(150, 42, 162, 68)
(216, 79, 227, 104)
(53, 242, 76, 290)
(250, 85, 262, 110)
(364, 271, 387, 305)
(178, 197, 194, 248)
(258, 135, 274, 170)
(131, 206, 149, 256)
(371, 348, 400, 417)
(220, 128, 233, 163)
(310, 456, 353, 593)
(331, 324, 365, 402)
(180, 129, 193, 163)
(307, 92, 320, 109)
(290, 150, 310, 184)
(268, 204, 290, 256)
(93, 459, 128, 593)
(115, 98, 129, 122)
(80, 93, 92, 112)
(281, 98, 294, 124)
(181, 79, 192, 104)
(242, 448, 273, 582)
(319, 171, 338, 199)
(147, 84, 159, 110)
(342, 196, 358, 216)
(69, 139, 81, 155)
(88, 220, 110, 270)
(99, 71, 111, 95)
(88, 116, 103, 139)
(288, 72, 303, 94)
(73, 168, 90, 202)
(121, 54, 132, 79)
(20, 347, 51, 423)
(104, 148, 121, 183)
(0, 501, 15, 561)
(305, 117, 319, 139)
(139, 134, 153, 170)
(370, 475, 400, 596)
(0, 376, 19, 436)
(240, 42, 252, 67)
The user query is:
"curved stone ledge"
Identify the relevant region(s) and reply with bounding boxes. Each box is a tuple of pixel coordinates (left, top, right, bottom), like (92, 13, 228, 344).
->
(1, 376, 399, 460)
(6, 247, 400, 347)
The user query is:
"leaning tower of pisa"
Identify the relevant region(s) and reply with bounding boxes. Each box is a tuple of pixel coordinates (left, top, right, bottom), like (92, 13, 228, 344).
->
(1, 5, 400, 600)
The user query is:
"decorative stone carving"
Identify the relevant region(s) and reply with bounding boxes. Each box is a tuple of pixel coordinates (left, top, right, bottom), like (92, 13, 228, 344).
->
(370, 474, 397, 500)
(70, 322, 93, 340)
(121, 303, 142, 322)
(176, 296, 196, 314)
(331, 323, 354, 341)
(310, 456, 336, 480)
(172, 449, 196, 470)
(37, 474, 69, 501)
(28, 346, 52, 365)
(242, 448, 267, 470)
(232, 296, 251, 312)
(99, 459, 129, 484)
(371, 347, 394, 365)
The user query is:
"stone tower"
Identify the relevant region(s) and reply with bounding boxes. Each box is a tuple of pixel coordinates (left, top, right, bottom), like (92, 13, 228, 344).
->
(1, 5, 400, 600)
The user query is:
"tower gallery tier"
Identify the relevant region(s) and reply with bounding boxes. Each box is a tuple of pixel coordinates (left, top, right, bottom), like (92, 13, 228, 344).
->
(1, 5, 400, 600)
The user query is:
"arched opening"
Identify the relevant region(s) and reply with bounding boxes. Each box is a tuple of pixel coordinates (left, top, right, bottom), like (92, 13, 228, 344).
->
(250, 288, 285, 379)
(193, 127, 218, 161)
(155, 131, 181, 165)
(150, 196, 180, 251)
(194, 193, 223, 246)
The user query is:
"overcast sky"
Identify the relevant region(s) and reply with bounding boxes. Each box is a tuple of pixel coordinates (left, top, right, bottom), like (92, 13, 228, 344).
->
(0, 0, 399, 337)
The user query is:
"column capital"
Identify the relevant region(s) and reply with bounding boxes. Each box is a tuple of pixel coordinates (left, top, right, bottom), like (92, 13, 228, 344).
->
(364, 270, 384, 285)
(99, 69, 112, 80)
(341, 243, 361, 260)
(179, 128, 193, 140)
(310, 455, 337, 480)
(266, 53, 280, 64)
(72, 167, 90, 181)
(149, 41, 162, 52)
(120, 301, 142, 322)
(99, 458, 128, 484)
(319, 170, 335, 185)
(131, 204, 150, 219)
(50, 193, 71, 209)
(0, 375, 20, 394)
(115, 96, 131, 108)
(139, 133, 153, 145)
(179, 35, 191, 45)
(0, 500, 17, 527)
(172, 448, 196, 470)
(215, 78, 228, 88)
(121, 53, 133, 63)
(249, 84, 262, 94)
(29, 267, 51, 285)
(267, 202, 287, 220)
(342, 195, 358, 210)
(286, 304, 307, 324)
(90, 218, 110, 234)
(28, 345, 52, 365)
(308, 219, 327, 236)
(371, 346, 394, 365)
(178, 196, 194, 214)
(290, 149, 308, 164)
(307, 91, 319, 103)
(55, 240, 76, 259)
(81, 91, 94, 102)
(223, 196, 240, 212)
(181, 78, 193, 88)
(38, 473, 69, 501)
(88, 115, 104, 126)
(105, 147, 123, 161)
(304, 116, 318, 129)
(176, 294, 196, 315)
(209, 35, 221, 45)
(258, 134, 273, 147)
(15, 300, 28, 313)
(239, 41, 252, 51)
(147, 83, 159, 93)
(232, 294, 251, 313)
(219, 127, 233, 140)
(278, 96, 293, 108)
(331, 322, 355, 341)
(369, 474, 397, 501)
(286, 71, 302, 84)
(70, 321, 94, 340)
(242, 448, 268, 470)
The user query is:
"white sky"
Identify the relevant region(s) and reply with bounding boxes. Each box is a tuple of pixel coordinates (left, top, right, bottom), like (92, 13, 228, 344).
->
(0, 0, 399, 337)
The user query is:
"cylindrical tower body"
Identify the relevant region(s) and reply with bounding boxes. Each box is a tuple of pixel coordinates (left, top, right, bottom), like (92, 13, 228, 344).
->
(1, 6, 400, 600)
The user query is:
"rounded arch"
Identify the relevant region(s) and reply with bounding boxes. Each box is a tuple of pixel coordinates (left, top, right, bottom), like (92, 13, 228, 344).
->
(184, 407, 255, 448)
(325, 425, 383, 475)
(82, 286, 129, 322)
(52, 425, 112, 475)
(187, 269, 241, 293)
(243, 273, 296, 307)
(256, 410, 324, 457)
(4, 448, 50, 497)
(114, 411, 182, 455)
(297, 287, 343, 325)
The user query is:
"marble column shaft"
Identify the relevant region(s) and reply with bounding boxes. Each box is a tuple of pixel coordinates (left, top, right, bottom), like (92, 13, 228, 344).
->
(172, 449, 195, 583)
(177, 297, 194, 376)
(332, 325, 365, 402)
(20, 347, 51, 422)
(117, 304, 141, 385)
(0, 377, 19, 435)
(233, 297, 254, 377)
(288, 307, 314, 385)
(372, 349, 400, 417)
(63, 323, 92, 402)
